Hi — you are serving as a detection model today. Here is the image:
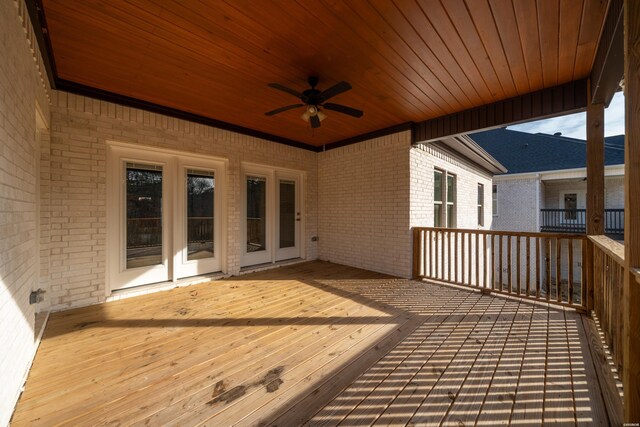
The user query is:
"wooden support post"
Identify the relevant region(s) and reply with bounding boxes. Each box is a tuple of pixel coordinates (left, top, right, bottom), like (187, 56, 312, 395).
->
(623, 0, 640, 421)
(587, 101, 605, 236)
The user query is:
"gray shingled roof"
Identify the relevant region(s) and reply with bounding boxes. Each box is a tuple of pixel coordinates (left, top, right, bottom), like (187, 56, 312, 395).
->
(469, 128, 625, 175)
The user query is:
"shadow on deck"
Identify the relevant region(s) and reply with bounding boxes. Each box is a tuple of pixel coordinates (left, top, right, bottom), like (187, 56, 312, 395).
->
(11, 261, 614, 426)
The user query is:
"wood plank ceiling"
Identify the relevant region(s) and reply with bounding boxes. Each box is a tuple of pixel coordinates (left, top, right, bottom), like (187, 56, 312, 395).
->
(41, 0, 609, 147)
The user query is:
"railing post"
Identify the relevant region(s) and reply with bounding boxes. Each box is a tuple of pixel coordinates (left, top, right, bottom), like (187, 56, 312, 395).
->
(412, 228, 421, 279)
(623, 0, 640, 420)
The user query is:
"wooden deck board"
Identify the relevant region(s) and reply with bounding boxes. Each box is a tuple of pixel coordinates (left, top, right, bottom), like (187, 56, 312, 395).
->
(11, 261, 612, 426)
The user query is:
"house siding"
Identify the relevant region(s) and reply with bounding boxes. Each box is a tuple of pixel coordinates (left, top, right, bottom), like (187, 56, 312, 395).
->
(317, 132, 412, 278)
(543, 176, 624, 209)
(0, 0, 51, 424)
(47, 91, 319, 310)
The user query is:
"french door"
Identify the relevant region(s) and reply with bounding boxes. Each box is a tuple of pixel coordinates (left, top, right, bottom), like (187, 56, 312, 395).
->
(241, 165, 302, 267)
(108, 144, 225, 291)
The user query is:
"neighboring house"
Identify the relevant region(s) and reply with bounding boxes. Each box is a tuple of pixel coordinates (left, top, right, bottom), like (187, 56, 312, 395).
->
(469, 128, 625, 294)
(470, 128, 625, 239)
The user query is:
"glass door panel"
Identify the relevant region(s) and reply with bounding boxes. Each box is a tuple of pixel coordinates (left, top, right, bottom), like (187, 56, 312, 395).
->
(247, 176, 267, 253)
(176, 165, 220, 279)
(276, 176, 300, 261)
(279, 180, 296, 249)
(126, 164, 163, 269)
(112, 158, 169, 291)
(241, 173, 271, 266)
(187, 170, 215, 261)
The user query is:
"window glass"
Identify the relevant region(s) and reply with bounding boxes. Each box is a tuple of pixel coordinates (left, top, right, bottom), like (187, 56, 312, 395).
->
(187, 171, 214, 260)
(247, 176, 267, 252)
(447, 175, 455, 204)
(434, 170, 443, 202)
(126, 165, 163, 269)
(564, 193, 577, 220)
(434, 205, 442, 228)
(279, 180, 296, 249)
(477, 183, 484, 226)
(492, 184, 498, 216)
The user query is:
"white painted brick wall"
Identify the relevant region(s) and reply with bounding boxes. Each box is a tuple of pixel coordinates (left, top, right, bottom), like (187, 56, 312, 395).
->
(492, 177, 540, 232)
(317, 132, 412, 278)
(317, 137, 495, 279)
(410, 144, 494, 229)
(48, 91, 319, 310)
(0, 1, 51, 424)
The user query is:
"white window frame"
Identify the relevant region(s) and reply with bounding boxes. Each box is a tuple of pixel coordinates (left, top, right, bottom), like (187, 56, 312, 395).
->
(434, 168, 456, 228)
(492, 184, 498, 217)
(477, 183, 484, 226)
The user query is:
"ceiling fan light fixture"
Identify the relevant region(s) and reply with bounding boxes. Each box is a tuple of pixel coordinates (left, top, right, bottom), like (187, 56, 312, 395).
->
(301, 105, 321, 122)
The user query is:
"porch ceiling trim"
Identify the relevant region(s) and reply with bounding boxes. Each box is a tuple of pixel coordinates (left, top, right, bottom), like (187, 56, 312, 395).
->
(413, 79, 589, 144)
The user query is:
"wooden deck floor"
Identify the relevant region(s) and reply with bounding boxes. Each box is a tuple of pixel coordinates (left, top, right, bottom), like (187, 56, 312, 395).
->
(12, 261, 610, 426)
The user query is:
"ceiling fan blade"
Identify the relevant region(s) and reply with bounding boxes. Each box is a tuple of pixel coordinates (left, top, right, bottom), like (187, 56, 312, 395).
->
(323, 103, 363, 118)
(265, 104, 304, 116)
(310, 115, 321, 129)
(267, 83, 303, 99)
(320, 81, 352, 101)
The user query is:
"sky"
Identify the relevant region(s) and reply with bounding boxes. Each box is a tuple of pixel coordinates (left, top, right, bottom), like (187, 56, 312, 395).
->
(507, 91, 625, 139)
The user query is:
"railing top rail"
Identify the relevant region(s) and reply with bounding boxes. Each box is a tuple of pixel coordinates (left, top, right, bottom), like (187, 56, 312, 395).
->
(539, 208, 624, 211)
(588, 234, 625, 266)
(413, 227, 588, 240)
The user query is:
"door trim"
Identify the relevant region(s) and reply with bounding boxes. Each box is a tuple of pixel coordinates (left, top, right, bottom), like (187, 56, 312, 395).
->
(240, 162, 305, 268)
(106, 141, 227, 295)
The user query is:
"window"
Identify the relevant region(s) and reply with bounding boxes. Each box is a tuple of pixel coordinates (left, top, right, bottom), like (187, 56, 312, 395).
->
(564, 193, 577, 220)
(477, 183, 484, 226)
(492, 184, 498, 216)
(434, 169, 456, 228)
(434, 170, 443, 227)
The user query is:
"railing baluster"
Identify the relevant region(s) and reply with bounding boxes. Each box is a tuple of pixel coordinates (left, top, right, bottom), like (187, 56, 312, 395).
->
(568, 239, 574, 306)
(516, 236, 521, 295)
(526, 236, 531, 296)
(468, 233, 473, 285)
(454, 231, 458, 283)
(491, 234, 496, 290)
(536, 237, 541, 298)
(499, 235, 503, 292)
(507, 235, 512, 294)
(475, 232, 479, 287)
(448, 230, 452, 281)
(435, 229, 439, 280)
(483, 233, 488, 289)
(461, 232, 466, 285)
(545, 238, 551, 301)
(556, 238, 562, 303)
(440, 231, 447, 280)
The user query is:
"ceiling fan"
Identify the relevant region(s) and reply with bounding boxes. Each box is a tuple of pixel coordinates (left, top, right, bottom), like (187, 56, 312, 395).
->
(265, 76, 363, 128)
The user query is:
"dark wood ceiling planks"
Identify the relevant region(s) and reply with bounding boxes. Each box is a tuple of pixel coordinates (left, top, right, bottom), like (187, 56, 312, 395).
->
(40, 0, 609, 146)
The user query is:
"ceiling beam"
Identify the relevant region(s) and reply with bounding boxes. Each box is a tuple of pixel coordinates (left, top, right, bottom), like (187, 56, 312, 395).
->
(590, 0, 624, 106)
(412, 79, 589, 143)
